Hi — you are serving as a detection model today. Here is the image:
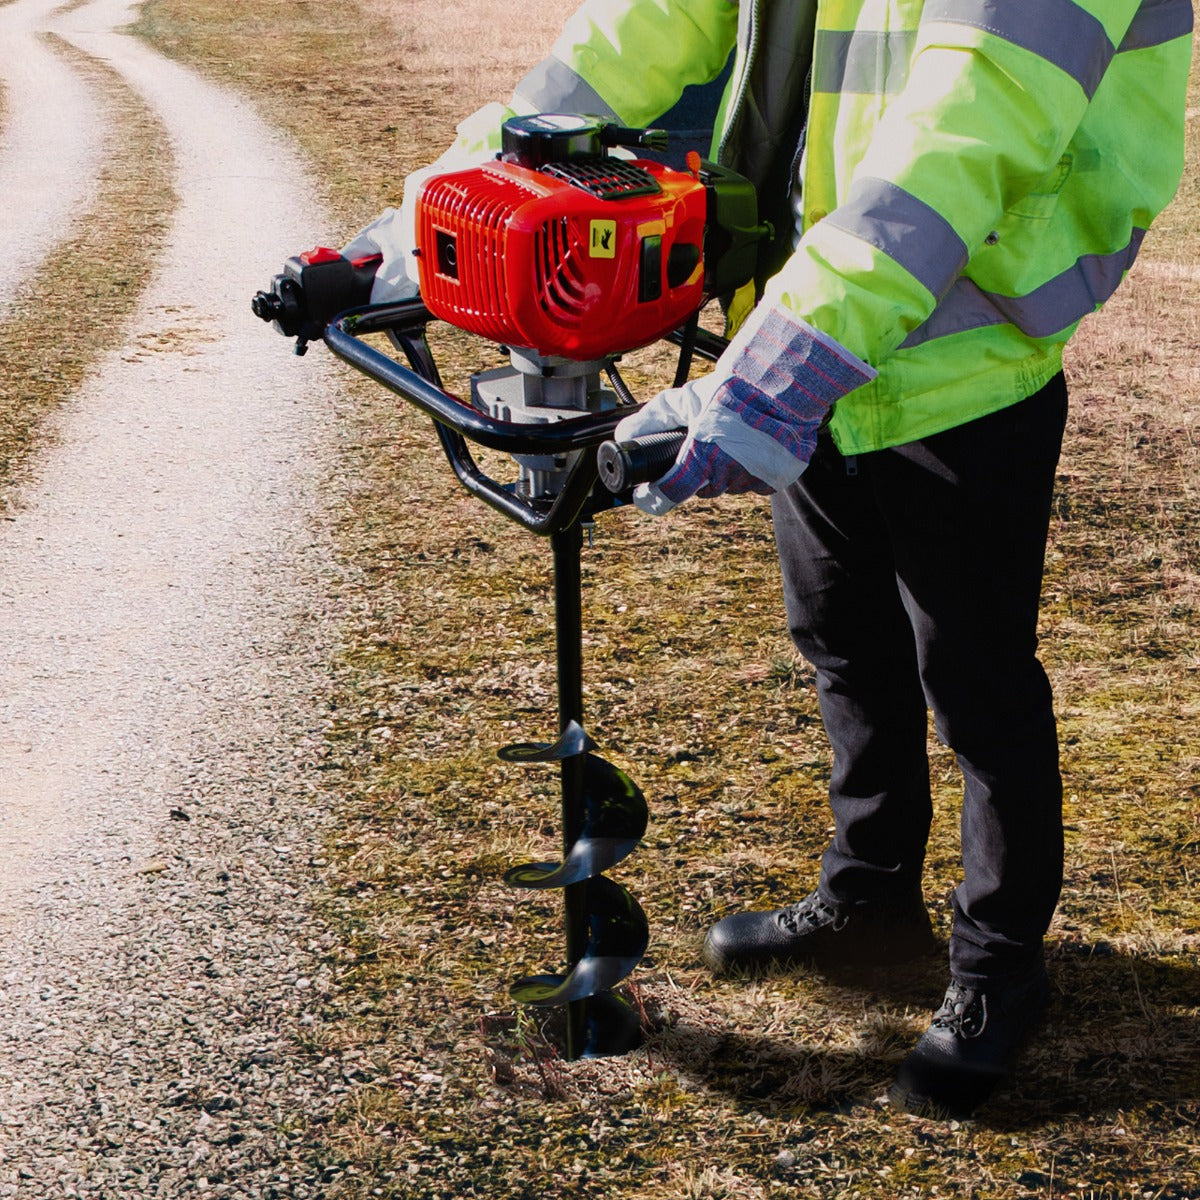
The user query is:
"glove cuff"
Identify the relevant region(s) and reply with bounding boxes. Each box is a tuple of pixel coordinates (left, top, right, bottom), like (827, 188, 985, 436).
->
(698, 309, 876, 488)
(721, 306, 875, 410)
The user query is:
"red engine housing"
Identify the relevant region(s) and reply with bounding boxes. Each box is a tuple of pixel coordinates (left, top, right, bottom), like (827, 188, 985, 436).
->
(414, 156, 708, 361)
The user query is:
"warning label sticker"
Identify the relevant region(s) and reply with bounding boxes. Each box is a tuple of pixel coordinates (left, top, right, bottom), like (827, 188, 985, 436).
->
(589, 220, 617, 258)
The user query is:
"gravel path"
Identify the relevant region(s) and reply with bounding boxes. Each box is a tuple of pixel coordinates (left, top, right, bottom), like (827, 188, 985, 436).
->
(0, 0, 106, 308)
(0, 1, 358, 1194)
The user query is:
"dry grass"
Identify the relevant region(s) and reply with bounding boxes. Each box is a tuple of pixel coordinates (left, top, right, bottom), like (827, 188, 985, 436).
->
(0, 38, 174, 505)
(134, 6, 1200, 1198)
(132, 0, 564, 233)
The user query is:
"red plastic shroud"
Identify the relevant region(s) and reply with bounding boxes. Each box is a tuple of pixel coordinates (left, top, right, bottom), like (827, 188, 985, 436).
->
(414, 157, 707, 361)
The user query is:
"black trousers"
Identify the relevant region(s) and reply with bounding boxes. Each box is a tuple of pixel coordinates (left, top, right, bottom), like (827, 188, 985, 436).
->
(771, 375, 1069, 984)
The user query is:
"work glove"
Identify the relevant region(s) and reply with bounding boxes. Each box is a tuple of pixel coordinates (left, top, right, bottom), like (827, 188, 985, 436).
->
(340, 102, 521, 304)
(339, 199, 421, 305)
(613, 304, 876, 515)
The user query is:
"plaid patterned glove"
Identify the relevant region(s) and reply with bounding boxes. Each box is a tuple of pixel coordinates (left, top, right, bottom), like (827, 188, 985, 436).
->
(613, 306, 876, 515)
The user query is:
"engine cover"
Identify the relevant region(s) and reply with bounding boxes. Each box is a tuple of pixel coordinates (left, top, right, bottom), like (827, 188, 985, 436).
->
(415, 153, 708, 361)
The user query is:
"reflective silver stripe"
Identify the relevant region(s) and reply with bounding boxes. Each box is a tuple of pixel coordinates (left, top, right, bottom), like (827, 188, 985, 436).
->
(1119, 0, 1194, 51)
(823, 178, 969, 300)
(900, 229, 1146, 347)
(922, 0, 1115, 98)
(812, 30, 916, 93)
(514, 57, 620, 118)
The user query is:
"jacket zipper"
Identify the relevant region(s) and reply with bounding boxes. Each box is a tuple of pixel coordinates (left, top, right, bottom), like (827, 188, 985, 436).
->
(716, 0, 762, 167)
(786, 62, 814, 247)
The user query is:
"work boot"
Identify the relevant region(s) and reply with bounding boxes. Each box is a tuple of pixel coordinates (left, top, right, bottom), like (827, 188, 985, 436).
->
(702, 889, 938, 975)
(889, 963, 1051, 1119)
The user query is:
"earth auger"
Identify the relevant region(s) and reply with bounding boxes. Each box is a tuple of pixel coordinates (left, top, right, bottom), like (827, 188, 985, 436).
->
(253, 113, 765, 1059)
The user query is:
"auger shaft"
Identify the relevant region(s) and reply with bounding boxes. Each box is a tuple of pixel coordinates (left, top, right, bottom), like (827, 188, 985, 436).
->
(552, 523, 591, 1060)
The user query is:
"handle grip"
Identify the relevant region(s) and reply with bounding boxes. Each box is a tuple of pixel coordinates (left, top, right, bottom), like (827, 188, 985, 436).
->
(252, 250, 382, 354)
(596, 430, 686, 494)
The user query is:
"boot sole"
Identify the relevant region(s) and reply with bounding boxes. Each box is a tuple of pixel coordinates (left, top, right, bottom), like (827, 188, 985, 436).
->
(887, 1080, 976, 1121)
(702, 929, 940, 977)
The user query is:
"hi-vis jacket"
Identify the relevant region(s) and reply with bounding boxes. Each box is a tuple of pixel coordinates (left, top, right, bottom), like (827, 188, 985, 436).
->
(456, 0, 1193, 454)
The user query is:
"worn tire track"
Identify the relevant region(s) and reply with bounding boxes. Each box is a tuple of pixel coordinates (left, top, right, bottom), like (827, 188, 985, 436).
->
(0, 34, 173, 496)
(0, 0, 353, 1193)
(0, 0, 106, 307)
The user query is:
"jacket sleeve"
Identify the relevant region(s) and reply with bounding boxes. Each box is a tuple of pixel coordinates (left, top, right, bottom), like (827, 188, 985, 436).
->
(443, 0, 738, 158)
(765, 0, 1169, 367)
(517, 0, 737, 125)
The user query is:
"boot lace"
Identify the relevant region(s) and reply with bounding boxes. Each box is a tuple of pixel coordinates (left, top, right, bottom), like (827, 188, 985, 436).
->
(778, 892, 848, 935)
(931, 980, 988, 1039)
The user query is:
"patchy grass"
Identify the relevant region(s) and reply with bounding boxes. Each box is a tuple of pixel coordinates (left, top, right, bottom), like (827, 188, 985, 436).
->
(138, 5, 1200, 1198)
(131, 0, 561, 235)
(0, 39, 174, 504)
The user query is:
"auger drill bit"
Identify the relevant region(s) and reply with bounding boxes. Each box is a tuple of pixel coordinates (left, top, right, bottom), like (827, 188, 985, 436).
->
(503, 754, 648, 889)
(510, 875, 649, 1006)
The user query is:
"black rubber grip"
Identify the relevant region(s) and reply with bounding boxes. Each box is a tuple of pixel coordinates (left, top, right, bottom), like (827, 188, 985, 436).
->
(596, 430, 687, 494)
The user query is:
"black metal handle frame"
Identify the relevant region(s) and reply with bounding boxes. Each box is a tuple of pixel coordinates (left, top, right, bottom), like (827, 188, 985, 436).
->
(327, 302, 620, 535)
(324, 301, 728, 534)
